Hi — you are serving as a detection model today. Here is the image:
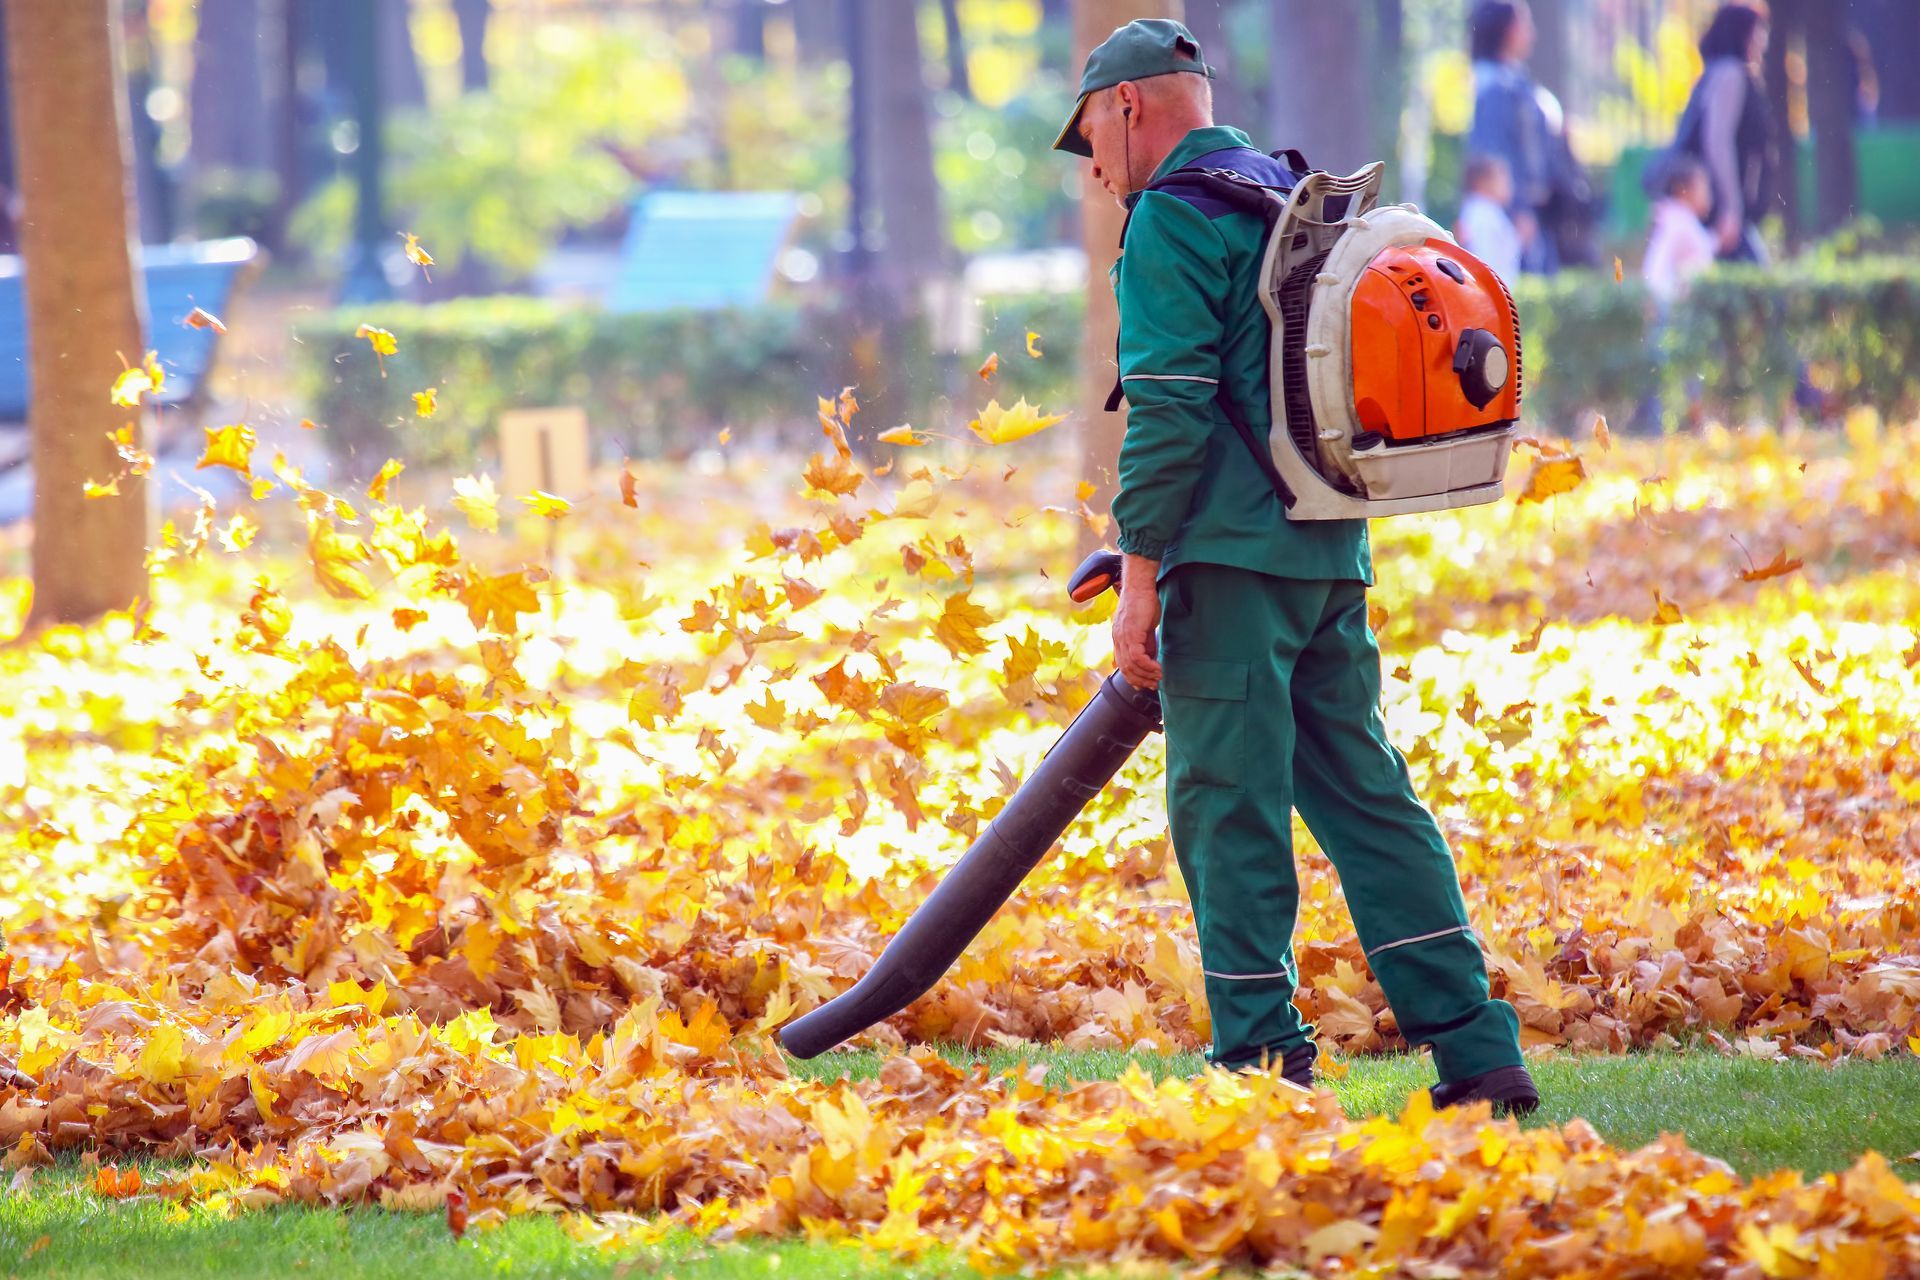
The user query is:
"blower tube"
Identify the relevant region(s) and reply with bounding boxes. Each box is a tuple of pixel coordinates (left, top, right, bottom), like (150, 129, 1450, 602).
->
(778, 555, 1159, 1058)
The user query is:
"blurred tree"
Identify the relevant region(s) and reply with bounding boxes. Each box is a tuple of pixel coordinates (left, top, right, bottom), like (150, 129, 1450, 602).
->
(1804, 0, 1859, 235)
(380, 0, 426, 109)
(1268, 0, 1375, 174)
(0, 13, 15, 253)
(454, 0, 491, 92)
(793, 0, 842, 63)
(938, 0, 972, 99)
(6, 0, 152, 623)
(1184, 0, 1257, 131)
(189, 0, 271, 171)
(124, 0, 175, 243)
(1763, 0, 1804, 246)
(842, 0, 948, 444)
(1071, 0, 1176, 556)
(1857, 0, 1918, 120)
(1039, 0, 1072, 74)
(730, 0, 768, 60)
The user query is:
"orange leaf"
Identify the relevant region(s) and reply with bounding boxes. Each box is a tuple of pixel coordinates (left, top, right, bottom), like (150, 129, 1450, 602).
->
(933, 590, 994, 658)
(1738, 551, 1804, 583)
(977, 352, 999, 381)
(802, 451, 865, 498)
(184, 306, 227, 334)
(1512, 618, 1546, 654)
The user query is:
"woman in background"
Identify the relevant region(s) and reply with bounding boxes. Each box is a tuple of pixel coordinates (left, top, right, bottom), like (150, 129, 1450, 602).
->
(1668, 3, 1776, 262)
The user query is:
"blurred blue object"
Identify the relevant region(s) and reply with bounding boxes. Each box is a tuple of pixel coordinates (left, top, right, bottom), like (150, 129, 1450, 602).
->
(0, 237, 258, 527)
(606, 192, 798, 313)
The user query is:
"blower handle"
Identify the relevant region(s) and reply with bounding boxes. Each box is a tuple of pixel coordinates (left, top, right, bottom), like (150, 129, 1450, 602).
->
(1067, 549, 1124, 604)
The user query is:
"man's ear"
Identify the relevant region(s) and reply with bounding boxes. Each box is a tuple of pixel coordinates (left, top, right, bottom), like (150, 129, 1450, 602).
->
(1118, 81, 1136, 120)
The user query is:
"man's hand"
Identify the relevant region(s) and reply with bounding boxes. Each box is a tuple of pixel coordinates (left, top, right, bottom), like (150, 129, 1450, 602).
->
(1113, 553, 1163, 691)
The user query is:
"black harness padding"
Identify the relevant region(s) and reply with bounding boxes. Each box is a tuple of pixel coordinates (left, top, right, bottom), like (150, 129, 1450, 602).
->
(1107, 147, 1316, 511)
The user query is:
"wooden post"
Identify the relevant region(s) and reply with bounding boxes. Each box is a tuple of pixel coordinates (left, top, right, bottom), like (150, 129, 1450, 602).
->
(8, 0, 152, 626)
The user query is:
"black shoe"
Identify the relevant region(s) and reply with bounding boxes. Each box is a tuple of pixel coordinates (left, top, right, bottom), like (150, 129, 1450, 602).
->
(1430, 1064, 1540, 1117)
(1221, 1042, 1318, 1089)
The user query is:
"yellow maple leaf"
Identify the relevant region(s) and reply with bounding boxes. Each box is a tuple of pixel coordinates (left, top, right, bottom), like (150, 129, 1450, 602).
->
(83, 476, 121, 499)
(108, 359, 161, 408)
(217, 513, 258, 553)
(1652, 588, 1685, 626)
(1026, 330, 1043, 358)
(458, 568, 543, 633)
(1518, 453, 1587, 503)
(354, 323, 398, 374)
(744, 691, 787, 730)
(135, 1023, 190, 1083)
(934, 590, 995, 657)
(412, 388, 437, 418)
(197, 423, 257, 476)
(367, 458, 405, 504)
(520, 490, 571, 519)
(969, 398, 1066, 446)
(452, 474, 500, 532)
(802, 451, 865, 498)
(401, 231, 434, 275)
(877, 425, 924, 446)
(308, 518, 375, 601)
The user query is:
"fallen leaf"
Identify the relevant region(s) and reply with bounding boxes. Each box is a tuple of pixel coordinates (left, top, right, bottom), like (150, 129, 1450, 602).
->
(969, 398, 1066, 446)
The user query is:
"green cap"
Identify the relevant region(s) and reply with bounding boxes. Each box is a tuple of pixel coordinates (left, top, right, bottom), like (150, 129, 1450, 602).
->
(1052, 19, 1215, 158)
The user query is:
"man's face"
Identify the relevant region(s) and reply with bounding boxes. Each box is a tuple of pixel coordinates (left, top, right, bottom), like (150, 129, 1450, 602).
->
(1079, 86, 1134, 205)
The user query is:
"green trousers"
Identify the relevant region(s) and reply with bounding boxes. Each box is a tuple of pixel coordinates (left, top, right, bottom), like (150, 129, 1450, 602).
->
(1155, 562, 1524, 1082)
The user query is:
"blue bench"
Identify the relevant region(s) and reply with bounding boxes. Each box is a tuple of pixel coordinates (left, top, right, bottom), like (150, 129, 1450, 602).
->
(606, 191, 798, 313)
(0, 237, 258, 525)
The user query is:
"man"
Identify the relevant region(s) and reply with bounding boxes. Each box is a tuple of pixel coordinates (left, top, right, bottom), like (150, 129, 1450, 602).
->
(1053, 19, 1539, 1116)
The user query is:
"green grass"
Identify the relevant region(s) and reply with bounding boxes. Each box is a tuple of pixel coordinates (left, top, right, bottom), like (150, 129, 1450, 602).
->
(3, 1048, 1917, 1279)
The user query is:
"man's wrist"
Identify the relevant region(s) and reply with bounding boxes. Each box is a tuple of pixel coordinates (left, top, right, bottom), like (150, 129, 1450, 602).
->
(1121, 552, 1161, 594)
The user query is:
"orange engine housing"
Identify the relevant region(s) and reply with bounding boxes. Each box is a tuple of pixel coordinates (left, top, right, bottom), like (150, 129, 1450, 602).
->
(1349, 240, 1522, 443)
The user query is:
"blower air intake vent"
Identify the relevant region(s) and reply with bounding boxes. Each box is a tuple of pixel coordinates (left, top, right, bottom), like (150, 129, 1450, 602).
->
(1279, 249, 1332, 467)
(1493, 269, 1525, 410)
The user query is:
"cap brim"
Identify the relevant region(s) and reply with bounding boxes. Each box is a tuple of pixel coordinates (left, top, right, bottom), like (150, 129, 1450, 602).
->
(1052, 92, 1093, 158)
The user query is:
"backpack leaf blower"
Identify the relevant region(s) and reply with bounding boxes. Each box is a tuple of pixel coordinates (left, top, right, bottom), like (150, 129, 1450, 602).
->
(777, 162, 1526, 1059)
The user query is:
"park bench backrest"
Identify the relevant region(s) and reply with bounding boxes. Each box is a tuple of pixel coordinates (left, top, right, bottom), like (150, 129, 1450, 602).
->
(606, 191, 798, 314)
(0, 236, 259, 423)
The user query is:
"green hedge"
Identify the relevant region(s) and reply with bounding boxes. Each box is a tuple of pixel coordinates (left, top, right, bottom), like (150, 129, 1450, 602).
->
(295, 258, 1920, 475)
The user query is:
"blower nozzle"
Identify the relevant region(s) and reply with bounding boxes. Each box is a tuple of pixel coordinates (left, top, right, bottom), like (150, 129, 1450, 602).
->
(778, 552, 1157, 1059)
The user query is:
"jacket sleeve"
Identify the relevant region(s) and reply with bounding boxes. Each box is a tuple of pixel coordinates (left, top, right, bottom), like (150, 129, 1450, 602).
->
(1110, 191, 1230, 561)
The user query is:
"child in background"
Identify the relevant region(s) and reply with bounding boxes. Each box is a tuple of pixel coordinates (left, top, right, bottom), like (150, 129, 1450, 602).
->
(1643, 155, 1717, 306)
(1455, 154, 1523, 284)
(1635, 155, 1718, 431)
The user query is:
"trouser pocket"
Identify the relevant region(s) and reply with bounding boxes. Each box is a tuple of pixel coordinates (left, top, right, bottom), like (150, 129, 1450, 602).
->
(1159, 656, 1249, 790)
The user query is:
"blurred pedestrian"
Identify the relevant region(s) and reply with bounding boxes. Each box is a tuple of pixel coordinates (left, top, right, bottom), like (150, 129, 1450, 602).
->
(1455, 155, 1523, 283)
(1666, 3, 1775, 262)
(1467, 1, 1598, 274)
(1643, 156, 1717, 307)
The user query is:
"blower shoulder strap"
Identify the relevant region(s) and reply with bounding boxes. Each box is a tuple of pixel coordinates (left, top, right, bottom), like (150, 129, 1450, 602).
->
(1107, 148, 1312, 510)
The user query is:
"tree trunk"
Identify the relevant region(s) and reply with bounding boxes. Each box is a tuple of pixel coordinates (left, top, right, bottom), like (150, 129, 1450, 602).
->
(1804, 0, 1859, 235)
(1528, 0, 1572, 116)
(1857, 0, 1919, 120)
(7, 0, 152, 625)
(841, 0, 947, 446)
(1073, 0, 1180, 558)
(189, 0, 270, 170)
(938, 0, 971, 99)
(1762, 0, 1803, 247)
(270, 0, 306, 253)
(453, 0, 490, 91)
(792, 0, 840, 63)
(378, 0, 425, 110)
(1183, 0, 1255, 132)
(1268, 0, 1372, 174)
(1369, 0, 1405, 188)
(731, 0, 767, 60)
(1040, 0, 1072, 75)
(0, 12, 15, 254)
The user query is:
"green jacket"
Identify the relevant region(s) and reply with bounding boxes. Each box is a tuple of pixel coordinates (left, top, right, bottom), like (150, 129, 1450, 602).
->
(1110, 125, 1373, 586)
